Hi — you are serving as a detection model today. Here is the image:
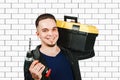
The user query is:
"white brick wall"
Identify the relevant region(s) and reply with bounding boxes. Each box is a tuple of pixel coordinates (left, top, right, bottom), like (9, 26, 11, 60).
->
(0, 0, 120, 80)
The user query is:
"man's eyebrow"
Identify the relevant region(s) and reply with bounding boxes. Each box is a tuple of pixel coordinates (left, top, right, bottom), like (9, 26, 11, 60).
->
(53, 26, 58, 28)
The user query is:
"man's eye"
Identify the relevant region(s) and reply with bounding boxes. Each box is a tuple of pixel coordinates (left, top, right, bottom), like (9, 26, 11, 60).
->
(53, 27, 58, 31)
(42, 29, 48, 32)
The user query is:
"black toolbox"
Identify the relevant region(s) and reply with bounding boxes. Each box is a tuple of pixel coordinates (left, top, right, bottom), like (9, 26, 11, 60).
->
(57, 16, 99, 60)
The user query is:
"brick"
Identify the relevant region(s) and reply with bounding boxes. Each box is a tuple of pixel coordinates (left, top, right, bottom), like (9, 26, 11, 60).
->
(79, 14, 91, 18)
(58, 0, 71, 3)
(99, 19, 111, 24)
(112, 19, 120, 24)
(5, 41, 18, 45)
(19, 30, 31, 35)
(12, 46, 25, 51)
(19, 19, 32, 24)
(25, 4, 38, 8)
(72, 9, 84, 13)
(52, 4, 64, 8)
(5, 30, 18, 35)
(106, 46, 118, 51)
(85, 9, 98, 13)
(12, 67, 23, 72)
(12, 35, 24, 40)
(19, 72, 24, 77)
(106, 4, 118, 8)
(92, 14, 105, 19)
(32, 0, 45, 3)
(0, 30, 4, 35)
(99, 62, 112, 67)
(80, 67, 91, 72)
(46, 0, 57, 3)
(0, 25, 11, 29)
(99, 72, 111, 77)
(92, 57, 105, 61)
(19, 0, 31, 3)
(25, 24, 35, 29)
(0, 0, 4, 3)
(0, 62, 4, 66)
(72, 0, 84, 3)
(6, 62, 18, 67)
(106, 57, 118, 61)
(85, 0, 98, 3)
(85, 62, 99, 67)
(99, 9, 111, 13)
(0, 35, 11, 40)
(99, 30, 112, 35)
(6, 0, 18, 3)
(6, 19, 18, 24)
(106, 14, 118, 19)
(0, 78, 11, 80)
(19, 9, 31, 13)
(99, 51, 112, 56)
(6, 9, 18, 13)
(92, 4, 105, 8)
(0, 9, 4, 13)
(0, 67, 11, 71)
(113, 0, 120, 3)
(106, 67, 118, 72)
(92, 78, 105, 80)
(106, 35, 118, 40)
(85, 19, 98, 24)
(12, 78, 24, 80)
(39, 4, 51, 8)
(0, 46, 11, 51)
(0, 4, 11, 8)
(0, 14, 11, 19)
(0, 72, 4, 77)
(92, 67, 105, 72)
(94, 46, 105, 51)
(0, 19, 4, 24)
(106, 78, 118, 80)
(46, 9, 57, 13)
(6, 72, 18, 77)
(5, 51, 18, 56)
(25, 14, 39, 19)
(112, 9, 120, 13)
(85, 72, 98, 77)
(12, 24, 24, 29)
(79, 4, 91, 8)
(12, 14, 24, 19)
(32, 9, 45, 13)
(106, 25, 118, 29)
(12, 57, 24, 61)
(65, 4, 78, 8)
(19, 41, 29, 45)
(0, 51, 4, 56)
(99, 0, 112, 3)
(12, 4, 24, 8)
(112, 51, 120, 57)
(58, 9, 71, 13)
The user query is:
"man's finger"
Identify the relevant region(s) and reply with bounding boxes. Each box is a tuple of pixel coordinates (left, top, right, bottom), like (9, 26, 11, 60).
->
(29, 60, 39, 70)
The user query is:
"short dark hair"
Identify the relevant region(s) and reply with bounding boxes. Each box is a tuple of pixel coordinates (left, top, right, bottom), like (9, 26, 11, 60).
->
(35, 13, 56, 28)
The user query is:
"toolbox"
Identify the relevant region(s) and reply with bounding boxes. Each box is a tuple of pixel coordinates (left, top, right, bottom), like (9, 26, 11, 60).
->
(57, 16, 99, 60)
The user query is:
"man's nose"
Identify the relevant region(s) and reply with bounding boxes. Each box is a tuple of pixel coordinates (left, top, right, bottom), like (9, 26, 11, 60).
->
(48, 30, 53, 36)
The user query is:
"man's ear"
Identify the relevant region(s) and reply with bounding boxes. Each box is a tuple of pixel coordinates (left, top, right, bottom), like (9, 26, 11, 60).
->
(36, 31, 39, 37)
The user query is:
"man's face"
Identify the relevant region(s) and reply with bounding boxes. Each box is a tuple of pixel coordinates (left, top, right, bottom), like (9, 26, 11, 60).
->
(36, 18, 59, 47)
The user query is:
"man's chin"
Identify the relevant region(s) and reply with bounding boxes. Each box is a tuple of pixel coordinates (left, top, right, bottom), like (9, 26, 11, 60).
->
(47, 43, 56, 47)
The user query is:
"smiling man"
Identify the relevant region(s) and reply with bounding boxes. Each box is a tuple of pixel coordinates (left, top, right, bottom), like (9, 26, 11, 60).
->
(24, 13, 81, 80)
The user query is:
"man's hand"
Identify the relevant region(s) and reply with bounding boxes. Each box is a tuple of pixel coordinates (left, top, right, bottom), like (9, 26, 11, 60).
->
(29, 60, 45, 80)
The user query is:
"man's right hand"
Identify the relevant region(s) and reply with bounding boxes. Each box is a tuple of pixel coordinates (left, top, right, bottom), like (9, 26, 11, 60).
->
(29, 60, 45, 80)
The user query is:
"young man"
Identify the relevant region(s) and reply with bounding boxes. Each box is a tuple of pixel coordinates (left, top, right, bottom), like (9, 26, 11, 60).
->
(24, 13, 81, 80)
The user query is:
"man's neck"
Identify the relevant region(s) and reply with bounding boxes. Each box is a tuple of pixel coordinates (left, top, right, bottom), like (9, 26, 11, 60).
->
(40, 44, 60, 57)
